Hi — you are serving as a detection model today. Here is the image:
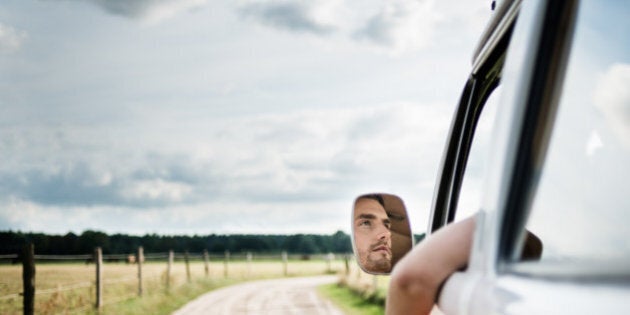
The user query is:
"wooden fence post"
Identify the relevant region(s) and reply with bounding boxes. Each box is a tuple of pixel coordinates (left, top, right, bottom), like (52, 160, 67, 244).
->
(326, 253, 333, 273)
(247, 252, 252, 277)
(282, 251, 288, 276)
(166, 250, 173, 291)
(137, 246, 144, 297)
(344, 254, 349, 275)
(223, 251, 230, 278)
(95, 247, 102, 310)
(22, 243, 35, 315)
(184, 251, 191, 283)
(203, 250, 209, 277)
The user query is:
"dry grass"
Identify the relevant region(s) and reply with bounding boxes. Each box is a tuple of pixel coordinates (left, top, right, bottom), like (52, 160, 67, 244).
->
(335, 260, 390, 305)
(0, 258, 348, 314)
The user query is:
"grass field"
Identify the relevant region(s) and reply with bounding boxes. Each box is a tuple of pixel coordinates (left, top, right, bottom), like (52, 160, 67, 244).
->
(318, 262, 390, 315)
(318, 283, 385, 315)
(0, 258, 349, 315)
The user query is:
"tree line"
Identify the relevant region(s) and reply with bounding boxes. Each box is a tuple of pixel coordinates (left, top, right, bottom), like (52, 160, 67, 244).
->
(0, 230, 353, 255)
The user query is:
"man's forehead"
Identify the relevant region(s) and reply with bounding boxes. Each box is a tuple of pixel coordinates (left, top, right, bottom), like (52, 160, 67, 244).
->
(354, 198, 387, 218)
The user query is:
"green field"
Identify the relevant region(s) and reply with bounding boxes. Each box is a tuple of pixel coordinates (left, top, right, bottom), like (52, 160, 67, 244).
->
(0, 259, 351, 315)
(319, 283, 385, 315)
(318, 263, 390, 315)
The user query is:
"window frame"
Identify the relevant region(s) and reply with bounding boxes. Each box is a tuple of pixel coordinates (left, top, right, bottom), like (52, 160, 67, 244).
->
(428, 23, 513, 235)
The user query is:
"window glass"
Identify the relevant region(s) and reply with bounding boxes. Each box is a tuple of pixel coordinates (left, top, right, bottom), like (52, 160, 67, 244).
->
(456, 85, 501, 222)
(522, 0, 630, 264)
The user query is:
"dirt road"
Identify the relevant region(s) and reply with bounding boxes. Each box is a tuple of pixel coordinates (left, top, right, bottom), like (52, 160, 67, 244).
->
(172, 275, 344, 315)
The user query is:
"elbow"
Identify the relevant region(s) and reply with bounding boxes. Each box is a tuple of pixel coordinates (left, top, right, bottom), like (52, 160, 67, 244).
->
(386, 260, 438, 315)
(389, 261, 435, 298)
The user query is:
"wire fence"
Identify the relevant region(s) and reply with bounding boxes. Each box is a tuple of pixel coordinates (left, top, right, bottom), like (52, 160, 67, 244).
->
(0, 244, 351, 315)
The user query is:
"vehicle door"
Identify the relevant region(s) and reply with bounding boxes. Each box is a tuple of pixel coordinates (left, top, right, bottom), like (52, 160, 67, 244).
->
(431, 0, 630, 313)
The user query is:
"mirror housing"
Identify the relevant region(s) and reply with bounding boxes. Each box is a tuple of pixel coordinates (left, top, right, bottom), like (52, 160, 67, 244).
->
(352, 193, 413, 274)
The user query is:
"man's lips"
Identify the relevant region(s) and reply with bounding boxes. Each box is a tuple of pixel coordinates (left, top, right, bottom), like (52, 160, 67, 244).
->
(372, 245, 391, 254)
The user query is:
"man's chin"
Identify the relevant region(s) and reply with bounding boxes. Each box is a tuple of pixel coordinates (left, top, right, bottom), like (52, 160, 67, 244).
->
(370, 252, 391, 263)
(367, 257, 391, 273)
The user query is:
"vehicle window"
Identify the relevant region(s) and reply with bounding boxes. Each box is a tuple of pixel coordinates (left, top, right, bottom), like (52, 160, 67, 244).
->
(518, 1, 630, 265)
(430, 16, 514, 232)
(455, 85, 501, 222)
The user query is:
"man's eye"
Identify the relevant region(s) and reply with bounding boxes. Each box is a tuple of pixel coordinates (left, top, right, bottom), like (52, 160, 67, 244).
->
(359, 220, 372, 227)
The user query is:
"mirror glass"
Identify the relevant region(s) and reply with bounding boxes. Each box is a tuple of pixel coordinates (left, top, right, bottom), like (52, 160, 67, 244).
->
(352, 193, 413, 274)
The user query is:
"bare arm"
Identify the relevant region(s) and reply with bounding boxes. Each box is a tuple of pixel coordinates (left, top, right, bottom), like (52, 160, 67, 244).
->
(386, 216, 476, 315)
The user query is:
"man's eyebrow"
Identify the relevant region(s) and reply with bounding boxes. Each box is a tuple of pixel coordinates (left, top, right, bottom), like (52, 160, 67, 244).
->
(356, 213, 376, 220)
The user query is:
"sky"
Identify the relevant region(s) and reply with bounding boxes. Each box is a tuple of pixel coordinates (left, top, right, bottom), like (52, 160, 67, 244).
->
(0, 0, 495, 236)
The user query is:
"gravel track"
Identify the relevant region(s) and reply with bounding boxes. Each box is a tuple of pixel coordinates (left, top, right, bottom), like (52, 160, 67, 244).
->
(172, 275, 344, 315)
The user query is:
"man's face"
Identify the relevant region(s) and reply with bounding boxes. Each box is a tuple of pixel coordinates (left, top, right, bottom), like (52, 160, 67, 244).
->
(353, 198, 392, 273)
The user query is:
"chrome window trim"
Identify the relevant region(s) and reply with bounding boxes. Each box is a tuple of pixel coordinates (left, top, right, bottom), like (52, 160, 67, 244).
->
(472, 0, 521, 74)
(428, 18, 513, 235)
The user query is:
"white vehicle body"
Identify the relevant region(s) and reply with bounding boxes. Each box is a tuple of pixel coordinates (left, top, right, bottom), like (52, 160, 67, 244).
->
(429, 0, 630, 314)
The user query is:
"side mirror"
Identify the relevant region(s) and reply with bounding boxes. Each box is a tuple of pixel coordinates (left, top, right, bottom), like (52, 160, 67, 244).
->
(352, 193, 413, 274)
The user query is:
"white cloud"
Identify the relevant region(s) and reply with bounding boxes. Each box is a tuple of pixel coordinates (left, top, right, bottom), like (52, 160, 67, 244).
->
(0, 197, 351, 235)
(207, 102, 449, 195)
(353, 0, 441, 54)
(593, 63, 630, 148)
(122, 179, 193, 203)
(73, 0, 208, 24)
(0, 0, 486, 234)
(235, 0, 490, 54)
(238, 0, 341, 35)
(0, 102, 449, 233)
(0, 22, 27, 52)
(586, 130, 603, 156)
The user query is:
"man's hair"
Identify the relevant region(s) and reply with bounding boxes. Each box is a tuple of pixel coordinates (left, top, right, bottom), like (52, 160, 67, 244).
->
(356, 194, 406, 222)
(357, 194, 385, 208)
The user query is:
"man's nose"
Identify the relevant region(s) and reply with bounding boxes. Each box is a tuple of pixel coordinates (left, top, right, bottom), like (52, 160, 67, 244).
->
(377, 225, 391, 239)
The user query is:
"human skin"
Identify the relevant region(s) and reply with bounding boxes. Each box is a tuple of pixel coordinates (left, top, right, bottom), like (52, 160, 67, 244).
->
(353, 197, 393, 273)
(386, 216, 475, 315)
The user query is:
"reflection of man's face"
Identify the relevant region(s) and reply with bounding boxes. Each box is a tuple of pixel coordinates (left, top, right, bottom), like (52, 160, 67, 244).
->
(354, 198, 392, 273)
